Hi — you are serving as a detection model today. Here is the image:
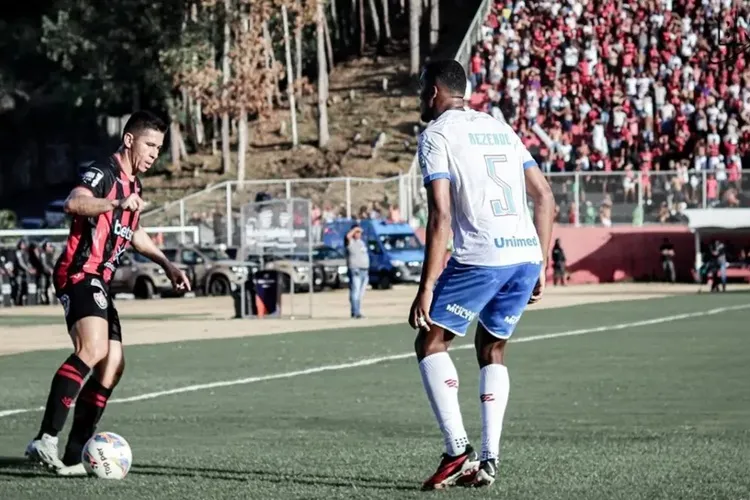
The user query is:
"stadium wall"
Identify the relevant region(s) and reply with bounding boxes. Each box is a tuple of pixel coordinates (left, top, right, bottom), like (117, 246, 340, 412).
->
(414, 226, 750, 284)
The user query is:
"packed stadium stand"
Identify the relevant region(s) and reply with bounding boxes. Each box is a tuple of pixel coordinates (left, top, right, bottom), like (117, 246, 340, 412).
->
(464, 0, 749, 224)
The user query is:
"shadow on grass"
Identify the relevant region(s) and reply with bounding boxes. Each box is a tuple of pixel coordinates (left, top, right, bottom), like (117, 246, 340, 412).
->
(0, 456, 73, 480)
(132, 462, 418, 491)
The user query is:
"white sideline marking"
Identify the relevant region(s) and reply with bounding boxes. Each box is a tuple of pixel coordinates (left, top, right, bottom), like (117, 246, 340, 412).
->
(1, 304, 748, 419)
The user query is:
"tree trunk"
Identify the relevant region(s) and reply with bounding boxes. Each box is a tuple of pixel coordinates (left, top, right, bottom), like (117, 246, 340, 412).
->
(194, 99, 205, 146)
(212, 116, 219, 156)
(170, 119, 182, 172)
(189, 3, 204, 146)
(221, 0, 232, 174)
(409, 0, 420, 75)
(367, 0, 380, 42)
(324, 13, 335, 70)
(358, 0, 365, 55)
(329, 0, 339, 41)
(238, 10, 248, 186)
(262, 21, 281, 106)
(350, 0, 357, 52)
(429, 0, 439, 48)
(238, 107, 247, 185)
(381, 0, 391, 40)
(294, 24, 303, 103)
(281, 5, 299, 148)
(317, 0, 330, 149)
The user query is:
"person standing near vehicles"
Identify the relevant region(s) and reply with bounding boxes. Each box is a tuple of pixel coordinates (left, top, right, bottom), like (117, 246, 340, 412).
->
(345, 223, 369, 319)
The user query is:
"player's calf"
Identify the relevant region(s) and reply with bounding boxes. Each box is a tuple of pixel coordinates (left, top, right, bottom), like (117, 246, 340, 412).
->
(28, 317, 110, 470)
(474, 323, 512, 482)
(63, 343, 124, 466)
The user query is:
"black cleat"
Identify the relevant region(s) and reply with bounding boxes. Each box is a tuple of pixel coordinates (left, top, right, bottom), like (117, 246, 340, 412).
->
(457, 459, 496, 488)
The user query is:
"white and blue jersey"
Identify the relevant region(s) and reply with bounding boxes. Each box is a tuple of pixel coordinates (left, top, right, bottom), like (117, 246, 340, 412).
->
(418, 109, 542, 338)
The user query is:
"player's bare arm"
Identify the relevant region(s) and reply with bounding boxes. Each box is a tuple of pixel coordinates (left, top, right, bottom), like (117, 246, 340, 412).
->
(131, 227, 191, 291)
(64, 187, 144, 217)
(409, 178, 451, 330)
(524, 165, 555, 303)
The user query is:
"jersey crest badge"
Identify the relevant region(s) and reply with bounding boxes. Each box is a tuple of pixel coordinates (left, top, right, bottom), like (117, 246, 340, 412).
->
(93, 290, 107, 310)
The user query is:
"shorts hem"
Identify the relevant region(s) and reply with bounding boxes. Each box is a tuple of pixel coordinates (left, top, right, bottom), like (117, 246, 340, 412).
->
(477, 318, 512, 340)
(449, 257, 544, 270)
(429, 319, 467, 337)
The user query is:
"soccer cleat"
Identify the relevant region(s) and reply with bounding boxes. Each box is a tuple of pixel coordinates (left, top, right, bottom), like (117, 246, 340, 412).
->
(25, 433, 65, 470)
(56, 463, 89, 477)
(458, 459, 497, 488)
(421, 444, 479, 491)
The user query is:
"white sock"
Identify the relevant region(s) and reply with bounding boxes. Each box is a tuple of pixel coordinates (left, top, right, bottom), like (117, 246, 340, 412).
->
(419, 352, 469, 456)
(479, 363, 510, 462)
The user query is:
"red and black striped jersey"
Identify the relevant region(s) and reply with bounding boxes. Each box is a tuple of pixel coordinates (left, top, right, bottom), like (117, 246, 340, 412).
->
(54, 155, 142, 289)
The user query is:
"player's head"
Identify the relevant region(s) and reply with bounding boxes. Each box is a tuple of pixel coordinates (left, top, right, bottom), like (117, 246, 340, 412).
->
(351, 223, 362, 239)
(121, 110, 167, 174)
(419, 60, 468, 122)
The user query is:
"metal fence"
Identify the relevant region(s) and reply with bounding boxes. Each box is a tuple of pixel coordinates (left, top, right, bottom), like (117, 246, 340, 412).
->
(140, 176, 413, 246)
(540, 169, 743, 226)
(404, 168, 745, 227)
(454, 0, 494, 70)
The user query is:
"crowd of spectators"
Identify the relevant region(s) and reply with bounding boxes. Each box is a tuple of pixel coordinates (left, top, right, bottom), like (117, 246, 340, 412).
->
(466, 0, 750, 222)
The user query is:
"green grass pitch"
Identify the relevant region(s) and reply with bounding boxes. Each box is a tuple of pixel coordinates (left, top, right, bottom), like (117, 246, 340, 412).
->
(0, 293, 748, 499)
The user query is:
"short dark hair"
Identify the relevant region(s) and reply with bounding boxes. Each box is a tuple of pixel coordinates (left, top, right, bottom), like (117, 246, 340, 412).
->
(122, 110, 167, 139)
(421, 60, 467, 96)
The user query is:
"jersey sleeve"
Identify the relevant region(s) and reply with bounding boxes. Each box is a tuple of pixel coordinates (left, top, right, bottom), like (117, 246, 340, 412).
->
(418, 131, 451, 186)
(77, 163, 115, 198)
(510, 130, 538, 170)
(521, 147, 538, 170)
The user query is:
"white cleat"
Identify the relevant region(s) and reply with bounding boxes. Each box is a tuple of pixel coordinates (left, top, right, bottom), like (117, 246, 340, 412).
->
(25, 433, 65, 470)
(56, 463, 89, 477)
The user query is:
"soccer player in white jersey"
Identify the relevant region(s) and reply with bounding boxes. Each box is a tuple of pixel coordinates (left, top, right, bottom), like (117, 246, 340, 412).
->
(409, 60, 555, 490)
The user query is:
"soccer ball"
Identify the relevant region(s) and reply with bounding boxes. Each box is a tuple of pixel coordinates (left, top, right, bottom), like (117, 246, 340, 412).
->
(82, 432, 133, 480)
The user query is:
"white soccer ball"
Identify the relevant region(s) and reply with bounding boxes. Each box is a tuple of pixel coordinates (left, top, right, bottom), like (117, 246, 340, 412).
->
(82, 431, 133, 480)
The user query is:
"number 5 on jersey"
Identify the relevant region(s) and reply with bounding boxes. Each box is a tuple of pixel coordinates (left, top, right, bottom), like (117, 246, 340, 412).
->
(485, 155, 517, 217)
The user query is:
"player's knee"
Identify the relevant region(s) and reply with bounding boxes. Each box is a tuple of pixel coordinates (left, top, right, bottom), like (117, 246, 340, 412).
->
(475, 329, 507, 367)
(76, 341, 109, 366)
(478, 341, 506, 366)
(414, 327, 451, 361)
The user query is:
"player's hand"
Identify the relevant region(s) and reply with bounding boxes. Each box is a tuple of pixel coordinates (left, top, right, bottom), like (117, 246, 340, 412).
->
(409, 288, 434, 331)
(164, 263, 191, 292)
(118, 194, 145, 212)
(528, 265, 546, 304)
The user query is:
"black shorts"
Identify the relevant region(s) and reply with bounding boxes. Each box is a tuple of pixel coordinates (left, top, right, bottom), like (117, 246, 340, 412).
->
(55, 274, 122, 342)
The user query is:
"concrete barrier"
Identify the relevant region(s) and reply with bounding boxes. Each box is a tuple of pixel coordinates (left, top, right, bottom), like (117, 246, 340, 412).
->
(415, 225, 750, 284)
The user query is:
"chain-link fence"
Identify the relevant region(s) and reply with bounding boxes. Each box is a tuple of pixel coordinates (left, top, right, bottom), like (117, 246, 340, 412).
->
(141, 176, 409, 246)
(548, 169, 740, 226)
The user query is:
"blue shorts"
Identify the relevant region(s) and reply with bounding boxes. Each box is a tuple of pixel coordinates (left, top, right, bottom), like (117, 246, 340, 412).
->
(429, 259, 541, 339)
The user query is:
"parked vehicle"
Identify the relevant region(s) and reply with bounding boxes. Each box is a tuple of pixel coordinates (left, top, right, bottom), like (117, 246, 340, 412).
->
(263, 253, 325, 293)
(161, 245, 251, 296)
(111, 251, 190, 299)
(323, 219, 424, 289)
(312, 245, 349, 289)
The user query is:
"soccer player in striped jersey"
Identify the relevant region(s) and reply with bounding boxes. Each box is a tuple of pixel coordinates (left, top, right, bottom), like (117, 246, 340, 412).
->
(25, 111, 191, 475)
